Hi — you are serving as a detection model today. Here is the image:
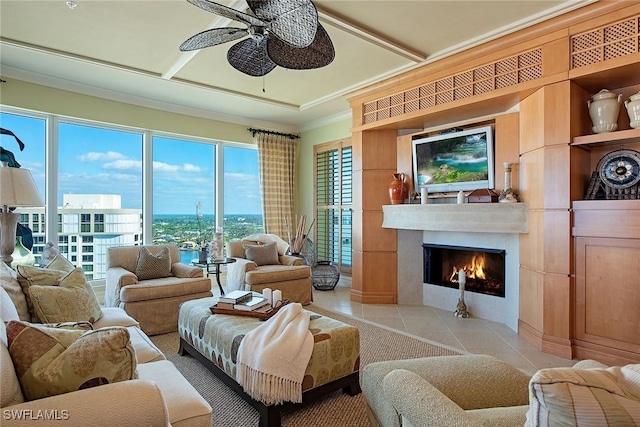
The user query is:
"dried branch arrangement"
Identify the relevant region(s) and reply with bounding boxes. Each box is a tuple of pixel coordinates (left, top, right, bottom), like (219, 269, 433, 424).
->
(285, 214, 315, 254)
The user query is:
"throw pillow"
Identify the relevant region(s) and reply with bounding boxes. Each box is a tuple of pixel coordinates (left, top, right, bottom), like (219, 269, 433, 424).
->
(243, 241, 280, 266)
(29, 268, 103, 324)
(16, 265, 69, 322)
(6, 320, 137, 401)
(0, 285, 20, 322)
(526, 365, 640, 426)
(44, 253, 75, 273)
(135, 247, 171, 280)
(0, 261, 30, 321)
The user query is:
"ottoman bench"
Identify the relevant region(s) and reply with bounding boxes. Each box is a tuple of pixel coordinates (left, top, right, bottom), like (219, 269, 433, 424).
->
(178, 297, 361, 427)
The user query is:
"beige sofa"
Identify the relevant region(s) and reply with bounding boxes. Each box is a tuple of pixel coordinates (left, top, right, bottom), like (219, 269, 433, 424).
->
(0, 288, 212, 427)
(364, 354, 631, 427)
(225, 235, 312, 305)
(105, 244, 212, 335)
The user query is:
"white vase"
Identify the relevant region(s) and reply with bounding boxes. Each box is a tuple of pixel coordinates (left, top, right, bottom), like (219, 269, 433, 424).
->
(588, 89, 622, 134)
(625, 91, 640, 129)
(11, 237, 36, 269)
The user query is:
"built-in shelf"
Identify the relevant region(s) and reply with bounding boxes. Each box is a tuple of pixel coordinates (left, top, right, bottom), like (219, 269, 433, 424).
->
(571, 128, 640, 148)
(382, 203, 528, 234)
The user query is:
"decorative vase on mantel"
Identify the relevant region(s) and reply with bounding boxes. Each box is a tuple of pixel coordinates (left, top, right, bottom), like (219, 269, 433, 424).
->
(388, 173, 408, 205)
(588, 89, 622, 134)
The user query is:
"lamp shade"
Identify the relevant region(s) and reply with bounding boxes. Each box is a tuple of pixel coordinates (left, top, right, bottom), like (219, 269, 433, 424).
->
(0, 167, 44, 207)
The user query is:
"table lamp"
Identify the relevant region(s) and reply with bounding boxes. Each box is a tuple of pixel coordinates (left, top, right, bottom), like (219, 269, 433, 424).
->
(0, 167, 44, 266)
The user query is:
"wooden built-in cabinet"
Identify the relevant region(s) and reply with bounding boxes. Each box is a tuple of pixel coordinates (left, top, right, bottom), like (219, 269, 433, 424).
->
(346, 1, 640, 364)
(573, 201, 640, 365)
(571, 130, 640, 364)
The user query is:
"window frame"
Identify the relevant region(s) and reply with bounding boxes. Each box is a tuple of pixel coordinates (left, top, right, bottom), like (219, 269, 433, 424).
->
(1, 106, 262, 278)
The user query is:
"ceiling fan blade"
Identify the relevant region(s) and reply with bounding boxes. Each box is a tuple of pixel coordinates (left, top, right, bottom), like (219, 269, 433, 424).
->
(180, 27, 248, 51)
(248, 0, 318, 48)
(227, 38, 277, 77)
(187, 0, 264, 27)
(267, 24, 334, 70)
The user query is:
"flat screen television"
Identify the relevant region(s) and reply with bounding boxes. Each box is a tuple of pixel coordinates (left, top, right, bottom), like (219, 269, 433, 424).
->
(412, 126, 494, 193)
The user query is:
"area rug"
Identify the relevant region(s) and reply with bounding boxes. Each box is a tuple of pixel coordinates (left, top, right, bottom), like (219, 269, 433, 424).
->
(151, 305, 463, 427)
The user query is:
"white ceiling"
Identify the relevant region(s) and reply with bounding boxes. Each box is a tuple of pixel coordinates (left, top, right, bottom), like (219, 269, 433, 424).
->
(0, 0, 593, 131)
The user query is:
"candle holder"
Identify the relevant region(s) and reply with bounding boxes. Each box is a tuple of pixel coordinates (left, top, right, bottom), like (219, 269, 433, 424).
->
(454, 297, 469, 318)
(454, 269, 469, 318)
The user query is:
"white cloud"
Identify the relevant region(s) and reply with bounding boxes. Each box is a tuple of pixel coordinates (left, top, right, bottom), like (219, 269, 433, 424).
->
(152, 161, 180, 172)
(182, 163, 202, 172)
(77, 151, 126, 162)
(103, 159, 142, 170)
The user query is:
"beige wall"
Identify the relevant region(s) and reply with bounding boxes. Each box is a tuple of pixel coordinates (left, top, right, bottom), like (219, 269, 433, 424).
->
(1, 79, 255, 144)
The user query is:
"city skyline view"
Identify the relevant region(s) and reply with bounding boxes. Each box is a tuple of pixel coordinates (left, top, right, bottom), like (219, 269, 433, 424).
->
(1, 111, 262, 215)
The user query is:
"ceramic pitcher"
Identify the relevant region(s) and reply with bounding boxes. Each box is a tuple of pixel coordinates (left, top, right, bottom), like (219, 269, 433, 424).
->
(388, 173, 408, 205)
(625, 91, 640, 129)
(588, 89, 622, 134)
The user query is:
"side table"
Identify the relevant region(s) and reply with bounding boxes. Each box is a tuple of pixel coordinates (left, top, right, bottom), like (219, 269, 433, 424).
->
(191, 257, 236, 295)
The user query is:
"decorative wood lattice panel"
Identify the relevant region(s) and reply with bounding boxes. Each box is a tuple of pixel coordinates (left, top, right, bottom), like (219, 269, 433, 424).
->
(362, 48, 543, 125)
(571, 15, 640, 69)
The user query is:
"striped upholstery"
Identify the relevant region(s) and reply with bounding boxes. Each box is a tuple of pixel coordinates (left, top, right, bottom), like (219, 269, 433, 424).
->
(526, 365, 640, 426)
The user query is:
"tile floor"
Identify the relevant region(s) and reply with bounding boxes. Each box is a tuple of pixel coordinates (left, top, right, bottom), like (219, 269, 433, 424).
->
(310, 276, 576, 376)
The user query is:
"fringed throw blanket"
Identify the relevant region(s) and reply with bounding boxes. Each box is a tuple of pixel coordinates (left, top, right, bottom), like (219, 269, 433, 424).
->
(236, 302, 313, 405)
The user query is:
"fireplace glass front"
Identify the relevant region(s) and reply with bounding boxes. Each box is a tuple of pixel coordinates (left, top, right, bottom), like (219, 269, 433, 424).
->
(423, 244, 506, 297)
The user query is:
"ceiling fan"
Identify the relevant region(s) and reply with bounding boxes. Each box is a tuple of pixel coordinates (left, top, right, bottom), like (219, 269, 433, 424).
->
(180, 0, 335, 77)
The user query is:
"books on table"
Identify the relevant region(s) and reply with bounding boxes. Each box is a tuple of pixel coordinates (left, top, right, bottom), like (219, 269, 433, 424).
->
(218, 290, 252, 305)
(233, 296, 271, 311)
(217, 295, 271, 311)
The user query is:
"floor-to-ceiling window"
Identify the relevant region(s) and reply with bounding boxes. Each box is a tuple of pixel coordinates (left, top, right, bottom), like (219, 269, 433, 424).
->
(0, 111, 46, 259)
(58, 122, 143, 279)
(1, 107, 263, 281)
(314, 139, 352, 272)
(223, 145, 263, 240)
(152, 135, 216, 264)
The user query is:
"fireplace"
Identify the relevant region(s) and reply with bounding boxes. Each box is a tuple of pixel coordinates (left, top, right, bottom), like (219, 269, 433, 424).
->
(423, 244, 505, 297)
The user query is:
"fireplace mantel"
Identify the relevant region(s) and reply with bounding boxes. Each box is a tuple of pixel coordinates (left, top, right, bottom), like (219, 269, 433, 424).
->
(382, 203, 528, 234)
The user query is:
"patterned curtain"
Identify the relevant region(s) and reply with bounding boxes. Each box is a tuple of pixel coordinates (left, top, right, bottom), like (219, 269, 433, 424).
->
(257, 132, 297, 241)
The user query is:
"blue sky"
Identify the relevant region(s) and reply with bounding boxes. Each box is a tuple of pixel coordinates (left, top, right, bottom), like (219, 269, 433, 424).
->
(1, 112, 261, 215)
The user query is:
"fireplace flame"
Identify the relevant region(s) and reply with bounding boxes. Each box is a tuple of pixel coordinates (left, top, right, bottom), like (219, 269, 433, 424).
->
(450, 255, 487, 282)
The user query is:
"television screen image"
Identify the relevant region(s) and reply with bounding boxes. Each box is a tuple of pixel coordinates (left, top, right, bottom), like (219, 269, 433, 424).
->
(412, 126, 494, 193)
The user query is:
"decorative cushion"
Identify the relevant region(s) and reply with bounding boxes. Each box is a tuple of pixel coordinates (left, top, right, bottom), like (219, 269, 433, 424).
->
(6, 320, 137, 401)
(243, 241, 280, 266)
(526, 365, 640, 426)
(0, 285, 20, 322)
(44, 253, 75, 272)
(135, 246, 171, 280)
(16, 265, 69, 321)
(29, 268, 103, 324)
(0, 261, 29, 321)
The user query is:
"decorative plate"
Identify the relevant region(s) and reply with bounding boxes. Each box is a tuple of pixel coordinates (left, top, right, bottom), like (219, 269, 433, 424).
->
(597, 149, 640, 189)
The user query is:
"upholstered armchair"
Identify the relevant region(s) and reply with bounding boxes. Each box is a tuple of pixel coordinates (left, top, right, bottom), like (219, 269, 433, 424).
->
(105, 244, 212, 335)
(225, 234, 312, 305)
(366, 354, 624, 427)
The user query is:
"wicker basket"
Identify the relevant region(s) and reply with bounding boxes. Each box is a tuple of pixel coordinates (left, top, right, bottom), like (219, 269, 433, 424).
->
(311, 261, 340, 291)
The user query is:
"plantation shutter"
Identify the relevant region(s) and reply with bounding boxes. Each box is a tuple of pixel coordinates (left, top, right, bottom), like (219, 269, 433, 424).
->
(314, 140, 352, 271)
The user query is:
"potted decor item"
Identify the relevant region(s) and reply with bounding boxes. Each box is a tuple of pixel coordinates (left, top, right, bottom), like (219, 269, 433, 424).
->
(388, 173, 408, 205)
(588, 89, 622, 134)
(625, 91, 640, 129)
